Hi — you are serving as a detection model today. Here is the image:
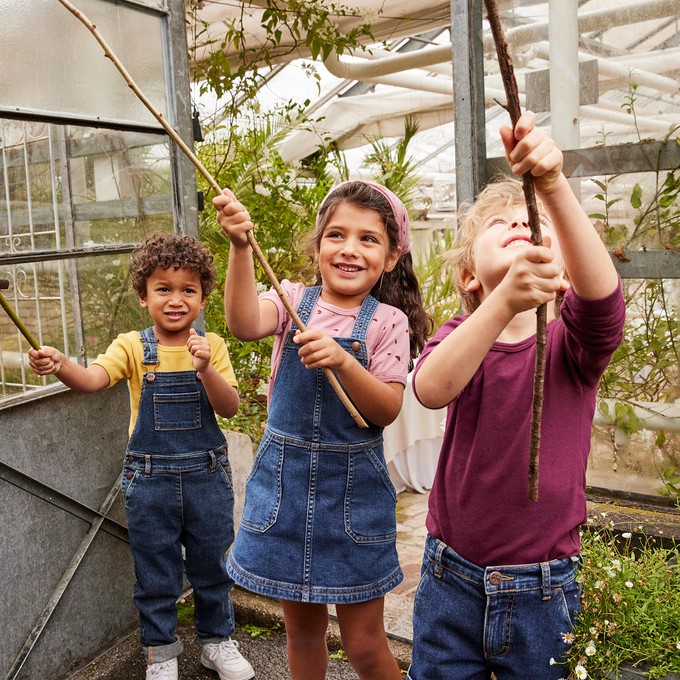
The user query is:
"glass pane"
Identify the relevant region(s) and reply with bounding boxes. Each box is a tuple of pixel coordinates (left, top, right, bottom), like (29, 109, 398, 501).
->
(0, 119, 173, 256)
(0, 0, 168, 128)
(0, 117, 174, 399)
(0, 253, 149, 398)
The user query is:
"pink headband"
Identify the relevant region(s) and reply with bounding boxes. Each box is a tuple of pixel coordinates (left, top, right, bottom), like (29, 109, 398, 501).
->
(319, 180, 411, 254)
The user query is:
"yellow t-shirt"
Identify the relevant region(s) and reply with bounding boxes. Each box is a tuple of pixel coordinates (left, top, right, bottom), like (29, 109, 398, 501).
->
(92, 330, 238, 435)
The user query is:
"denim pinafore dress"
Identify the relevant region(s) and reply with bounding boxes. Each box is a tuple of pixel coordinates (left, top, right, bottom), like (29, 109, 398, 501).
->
(121, 327, 236, 658)
(227, 287, 403, 604)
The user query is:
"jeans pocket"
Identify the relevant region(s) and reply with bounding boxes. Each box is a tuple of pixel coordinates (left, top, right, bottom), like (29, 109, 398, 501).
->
(121, 464, 140, 500)
(240, 435, 283, 533)
(153, 392, 201, 430)
(344, 446, 397, 544)
(217, 457, 234, 493)
(558, 574, 583, 630)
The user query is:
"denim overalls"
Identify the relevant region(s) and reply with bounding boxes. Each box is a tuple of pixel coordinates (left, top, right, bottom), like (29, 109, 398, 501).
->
(227, 287, 403, 604)
(121, 327, 236, 665)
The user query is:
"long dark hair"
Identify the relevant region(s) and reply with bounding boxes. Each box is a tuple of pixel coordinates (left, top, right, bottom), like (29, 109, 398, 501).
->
(310, 181, 433, 363)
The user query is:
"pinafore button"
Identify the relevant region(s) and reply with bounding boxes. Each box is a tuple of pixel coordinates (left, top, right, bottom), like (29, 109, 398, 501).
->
(351, 341, 361, 352)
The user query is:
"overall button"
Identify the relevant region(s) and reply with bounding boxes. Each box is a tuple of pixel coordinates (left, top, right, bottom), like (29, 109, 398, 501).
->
(146, 372, 155, 382)
(125, 472, 133, 480)
(351, 341, 361, 352)
(127, 456, 134, 463)
(488, 571, 503, 585)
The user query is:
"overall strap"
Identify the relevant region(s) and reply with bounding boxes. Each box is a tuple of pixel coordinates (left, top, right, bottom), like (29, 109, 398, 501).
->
(139, 327, 205, 367)
(139, 327, 159, 367)
(290, 286, 322, 333)
(351, 295, 380, 340)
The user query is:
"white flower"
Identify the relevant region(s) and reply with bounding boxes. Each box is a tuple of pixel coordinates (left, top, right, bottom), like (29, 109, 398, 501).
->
(254, 183, 271, 197)
(621, 532, 632, 539)
(549, 658, 557, 665)
(611, 559, 621, 570)
(676, 641, 680, 650)
(561, 632, 575, 644)
(589, 626, 598, 635)
(625, 581, 634, 588)
(585, 641, 596, 656)
(575, 663, 588, 679)
(594, 580, 605, 590)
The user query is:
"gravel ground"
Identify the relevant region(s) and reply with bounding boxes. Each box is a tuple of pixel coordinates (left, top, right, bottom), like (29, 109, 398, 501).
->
(63, 624, 359, 680)
(61, 591, 410, 679)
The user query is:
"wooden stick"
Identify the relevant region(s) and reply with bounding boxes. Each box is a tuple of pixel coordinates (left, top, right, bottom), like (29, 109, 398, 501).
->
(56, 0, 368, 428)
(484, 0, 546, 501)
(0, 286, 41, 350)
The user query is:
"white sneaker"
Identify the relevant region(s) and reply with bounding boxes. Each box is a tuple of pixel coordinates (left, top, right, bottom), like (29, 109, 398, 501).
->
(201, 638, 255, 680)
(146, 657, 178, 680)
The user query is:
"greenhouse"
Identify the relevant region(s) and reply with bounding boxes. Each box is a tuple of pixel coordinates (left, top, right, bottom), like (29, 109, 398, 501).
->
(0, 1, 678, 679)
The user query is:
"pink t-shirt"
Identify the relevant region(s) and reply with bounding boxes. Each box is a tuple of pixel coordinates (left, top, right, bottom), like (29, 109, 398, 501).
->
(261, 280, 410, 404)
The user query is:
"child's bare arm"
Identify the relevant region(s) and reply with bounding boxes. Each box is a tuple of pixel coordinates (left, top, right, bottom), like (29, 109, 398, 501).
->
(186, 329, 239, 418)
(414, 245, 562, 408)
(502, 112, 619, 299)
(293, 329, 404, 426)
(213, 189, 279, 341)
(28, 346, 110, 393)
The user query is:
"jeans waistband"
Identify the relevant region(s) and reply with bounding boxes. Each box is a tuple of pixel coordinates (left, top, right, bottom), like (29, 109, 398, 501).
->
(265, 427, 383, 453)
(424, 534, 579, 599)
(124, 446, 227, 475)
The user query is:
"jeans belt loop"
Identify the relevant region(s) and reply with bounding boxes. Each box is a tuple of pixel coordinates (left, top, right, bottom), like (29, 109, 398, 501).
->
(144, 454, 152, 478)
(541, 562, 552, 600)
(433, 539, 446, 579)
(209, 451, 217, 472)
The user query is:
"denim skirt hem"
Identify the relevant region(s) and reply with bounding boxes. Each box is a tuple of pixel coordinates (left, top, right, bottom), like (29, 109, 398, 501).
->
(227, 554, 403, 604)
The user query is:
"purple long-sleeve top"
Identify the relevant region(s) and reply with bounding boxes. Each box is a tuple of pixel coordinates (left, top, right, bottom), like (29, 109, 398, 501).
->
(413, 284, 626, 566)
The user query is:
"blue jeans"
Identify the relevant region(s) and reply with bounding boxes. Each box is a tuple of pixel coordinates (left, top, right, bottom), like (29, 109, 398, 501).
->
(407, 534, 581, 680)
(122, 449, 236, 664)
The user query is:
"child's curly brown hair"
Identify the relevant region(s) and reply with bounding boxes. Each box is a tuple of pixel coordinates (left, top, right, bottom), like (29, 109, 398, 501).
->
(129, 232, 216, 298)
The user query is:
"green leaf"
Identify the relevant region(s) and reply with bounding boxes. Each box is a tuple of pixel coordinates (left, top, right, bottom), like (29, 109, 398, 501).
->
(630, 183, 643, 209)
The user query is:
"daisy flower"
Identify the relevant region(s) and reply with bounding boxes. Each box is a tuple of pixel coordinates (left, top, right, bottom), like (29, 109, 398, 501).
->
(575, 663, 588, 678)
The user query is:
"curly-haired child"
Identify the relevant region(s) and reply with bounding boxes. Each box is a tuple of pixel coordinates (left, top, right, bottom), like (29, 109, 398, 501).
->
(28, 232, 254, 680)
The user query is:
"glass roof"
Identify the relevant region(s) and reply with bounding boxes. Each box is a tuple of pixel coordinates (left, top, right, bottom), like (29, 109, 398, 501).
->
(188, 1, 680, 191)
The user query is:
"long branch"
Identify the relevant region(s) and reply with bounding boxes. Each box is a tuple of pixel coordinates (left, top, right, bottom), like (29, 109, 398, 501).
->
(484, 0, 547, 501)
(56, 0, 367, 428)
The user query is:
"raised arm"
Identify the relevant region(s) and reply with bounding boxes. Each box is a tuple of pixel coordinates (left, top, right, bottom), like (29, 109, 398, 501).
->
(502, 112, 619, 299)
(414, 243, 562, 409)
(213, 189, 278, 341)
(187, 328, 240, 418)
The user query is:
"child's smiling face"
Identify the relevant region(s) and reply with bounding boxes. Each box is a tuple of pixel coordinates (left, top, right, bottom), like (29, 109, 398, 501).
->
(467, 203, 563, 297)
(139, 267, 205, 344)
(316, 201, 400, 309)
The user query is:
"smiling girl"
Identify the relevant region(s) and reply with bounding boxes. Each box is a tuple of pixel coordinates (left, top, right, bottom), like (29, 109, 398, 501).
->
(213, 181, 431, 680)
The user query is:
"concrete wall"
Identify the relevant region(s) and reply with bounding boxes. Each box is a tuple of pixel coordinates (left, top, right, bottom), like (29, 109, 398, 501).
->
(0, 383, 253, 680)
